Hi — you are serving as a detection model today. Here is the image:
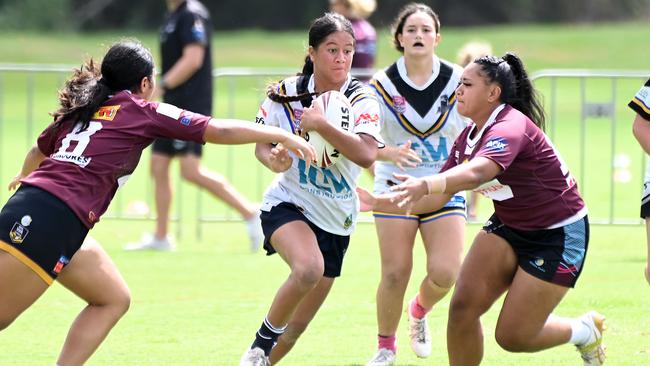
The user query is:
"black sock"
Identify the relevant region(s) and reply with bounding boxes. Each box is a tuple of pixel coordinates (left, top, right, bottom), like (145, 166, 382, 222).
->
(251, 317, 286, 356)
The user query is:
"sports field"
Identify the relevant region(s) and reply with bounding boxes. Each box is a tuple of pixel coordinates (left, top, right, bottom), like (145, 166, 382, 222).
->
(0, 22, 649, 365)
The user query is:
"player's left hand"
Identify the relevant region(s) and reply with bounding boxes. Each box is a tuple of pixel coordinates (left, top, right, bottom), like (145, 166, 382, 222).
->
(268, 144, 293, 173)
(389, 173, 428, 212)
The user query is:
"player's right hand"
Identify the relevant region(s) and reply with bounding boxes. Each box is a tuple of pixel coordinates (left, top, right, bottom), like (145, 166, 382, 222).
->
(268, 144, 293, 173)
(392, 140, 422, 170)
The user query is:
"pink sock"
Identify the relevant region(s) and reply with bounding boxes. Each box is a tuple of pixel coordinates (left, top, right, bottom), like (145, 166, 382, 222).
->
(378, 334, 396, 353)
(409, 294, 431, 319)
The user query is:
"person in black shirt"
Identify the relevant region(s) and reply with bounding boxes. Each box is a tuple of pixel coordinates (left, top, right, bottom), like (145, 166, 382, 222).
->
(125, 0, 264, 252)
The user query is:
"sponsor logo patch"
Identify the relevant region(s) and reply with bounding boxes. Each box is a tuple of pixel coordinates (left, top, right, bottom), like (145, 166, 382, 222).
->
(180, 116, 191, 126)
(393, 96, 406, 114)
(92, 105, 120, 121)
(484, 137, 508, 152)
(52, 255, 70, 275)
(9, 222, 29, 244)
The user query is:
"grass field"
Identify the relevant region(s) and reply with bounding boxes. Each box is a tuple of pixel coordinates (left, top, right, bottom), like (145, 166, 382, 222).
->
(0, 22, 649, 365)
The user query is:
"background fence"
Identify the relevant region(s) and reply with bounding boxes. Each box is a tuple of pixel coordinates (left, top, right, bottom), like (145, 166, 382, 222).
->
(0, 65, 647, 239)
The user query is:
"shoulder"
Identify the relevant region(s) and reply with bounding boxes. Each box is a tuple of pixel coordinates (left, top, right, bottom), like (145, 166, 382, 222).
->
(186, 0, 210, 19)
(277, 75, 302, 96)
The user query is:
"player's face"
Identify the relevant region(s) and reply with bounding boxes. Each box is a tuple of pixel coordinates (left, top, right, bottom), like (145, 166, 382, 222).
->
(456, 63, 498, 122)
(398, 11, 440, 57)
(310, 31, 355, 90)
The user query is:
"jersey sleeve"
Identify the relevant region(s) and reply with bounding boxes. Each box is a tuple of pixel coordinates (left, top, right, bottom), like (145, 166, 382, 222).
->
(629, 78, 650, 121)
(440, 129, 465, 173)
(36, 122, 61, 156)
(145, 101, 210, 143)
(177, 11, 208, 47)
(475, 118, 526, 171)
(350, 89, 384, 146)
(255, 97, 280, 128)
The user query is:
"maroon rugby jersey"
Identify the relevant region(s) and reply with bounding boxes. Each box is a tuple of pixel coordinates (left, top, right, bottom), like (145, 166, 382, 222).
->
(441, 104, 585, 230)
(22, 90, 210, 228)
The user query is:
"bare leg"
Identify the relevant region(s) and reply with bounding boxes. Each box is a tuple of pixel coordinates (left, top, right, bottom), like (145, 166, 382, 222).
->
(0, 248, 49, 330)
(151, 153, 173, 240)
(269, 277, 334, 364)
(645, 218, 650, 284)
(417, 215, 465, 309)
(373, 217, 419, 336)
(56, 237, 131, 366)
(447, 231, 518, 366)
(180, 154, 257, 219)
(265, 221, 324, 329)
(494, 269, 571, 352)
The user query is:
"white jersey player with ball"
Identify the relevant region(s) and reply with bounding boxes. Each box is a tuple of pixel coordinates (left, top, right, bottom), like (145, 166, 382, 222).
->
(241, 12, 383, 366)
(256, 74, 383, 235)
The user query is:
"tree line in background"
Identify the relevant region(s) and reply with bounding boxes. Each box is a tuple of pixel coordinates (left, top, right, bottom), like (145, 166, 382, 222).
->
(0, 0, 648, 31)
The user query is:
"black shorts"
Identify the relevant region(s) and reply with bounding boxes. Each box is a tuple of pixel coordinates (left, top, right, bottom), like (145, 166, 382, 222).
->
(152, 138, 203, 157)
(260, 202, 350, 278)
(640, 183, 650, 218)
(0, 185, 89, 285)
(482, 213, 589, 288)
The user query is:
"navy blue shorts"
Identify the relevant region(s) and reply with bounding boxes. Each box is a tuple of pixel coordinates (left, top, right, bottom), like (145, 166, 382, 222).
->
(152, 138, 203, 157)
(0, 185, 89, 285)
(482, 213, 589, 288)
(261, 202, 350, 278)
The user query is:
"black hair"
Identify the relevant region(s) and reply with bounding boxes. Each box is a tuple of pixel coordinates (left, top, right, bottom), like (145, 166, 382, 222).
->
(391, 3, 440, 53)
(267, 12, 354, 103)
(474, 52, 546, 130)
(51, 39, 154, 130)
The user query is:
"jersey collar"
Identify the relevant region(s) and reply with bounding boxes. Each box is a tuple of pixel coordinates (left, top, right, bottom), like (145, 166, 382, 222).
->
(307, 74, 352, 95)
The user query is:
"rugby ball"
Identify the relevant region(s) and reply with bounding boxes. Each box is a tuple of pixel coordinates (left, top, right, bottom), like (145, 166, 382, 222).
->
(305, 90, 353, 168)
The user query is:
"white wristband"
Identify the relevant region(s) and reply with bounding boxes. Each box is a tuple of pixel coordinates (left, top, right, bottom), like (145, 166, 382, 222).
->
(425, 175, 446, 194)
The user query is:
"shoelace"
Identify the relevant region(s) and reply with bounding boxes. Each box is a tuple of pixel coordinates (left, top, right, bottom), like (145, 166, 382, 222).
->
(373, 350, 393, 362)
(411, 319, 427, 343)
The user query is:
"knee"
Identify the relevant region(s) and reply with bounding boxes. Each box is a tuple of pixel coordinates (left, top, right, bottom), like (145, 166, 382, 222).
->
(448, 291, 479, 326)
(180, 167, 201, 183)
(291, 264, 323, 290)
(494, 327, 528, 352)
(99, 286, 131, 319)
(425, 265, 459, 290)
(382, 266, 411, 290)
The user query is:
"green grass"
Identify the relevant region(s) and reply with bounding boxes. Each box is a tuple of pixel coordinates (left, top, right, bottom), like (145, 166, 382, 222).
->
(0, 23, 650, 365)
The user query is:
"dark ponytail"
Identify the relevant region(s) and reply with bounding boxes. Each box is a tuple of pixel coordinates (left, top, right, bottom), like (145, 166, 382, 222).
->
(475, 52, 546, 130)
(51, 39, 154, 131)
(267, 12, 353, 104)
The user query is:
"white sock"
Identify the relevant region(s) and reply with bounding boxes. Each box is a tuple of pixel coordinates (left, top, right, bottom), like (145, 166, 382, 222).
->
(569, 317, 591, 345)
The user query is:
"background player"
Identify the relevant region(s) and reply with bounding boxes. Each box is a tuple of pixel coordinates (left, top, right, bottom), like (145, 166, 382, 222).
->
(365, 3, 467, 365)
(630, 77, 650, 285)
(126, 0, 263, 252)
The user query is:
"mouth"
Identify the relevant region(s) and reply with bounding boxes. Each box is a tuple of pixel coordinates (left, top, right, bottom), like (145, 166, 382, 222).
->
(413, 42, 425, 47)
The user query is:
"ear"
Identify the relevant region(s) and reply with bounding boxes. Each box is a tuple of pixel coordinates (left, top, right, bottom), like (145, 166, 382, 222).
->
(308, 46, 316, 63)
(397, 33, 404, 48)
(138, 76, 150, 93)
(433, 33, 441, 47)
(488, 84, 501, 103)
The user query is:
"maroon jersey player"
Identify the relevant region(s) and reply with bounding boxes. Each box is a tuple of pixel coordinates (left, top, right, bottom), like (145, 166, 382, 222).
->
(0, 40, 314, 365)
(359, 53, 606, 366)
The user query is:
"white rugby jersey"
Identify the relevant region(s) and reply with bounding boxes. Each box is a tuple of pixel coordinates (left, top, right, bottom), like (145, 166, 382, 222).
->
(370, 56, 468, 194)
(629, 79, 650, 184)
(255, 74, 383, 236)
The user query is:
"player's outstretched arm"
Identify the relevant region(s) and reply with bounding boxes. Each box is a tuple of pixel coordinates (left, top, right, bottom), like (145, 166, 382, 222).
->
(356, 185, 452, 215)
(8, 144, 46, 191)
(203, 118, 315, 163)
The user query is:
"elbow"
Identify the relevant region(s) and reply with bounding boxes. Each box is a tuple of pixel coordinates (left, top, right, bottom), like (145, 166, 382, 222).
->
(356, 149, 377, 169)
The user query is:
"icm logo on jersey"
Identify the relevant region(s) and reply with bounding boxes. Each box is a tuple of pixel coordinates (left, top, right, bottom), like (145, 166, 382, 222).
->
(410, 137, 448, 163)
(92, 105, 120, 121)
(298, 160, 352, 198)
(485, 137, 508, 152)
